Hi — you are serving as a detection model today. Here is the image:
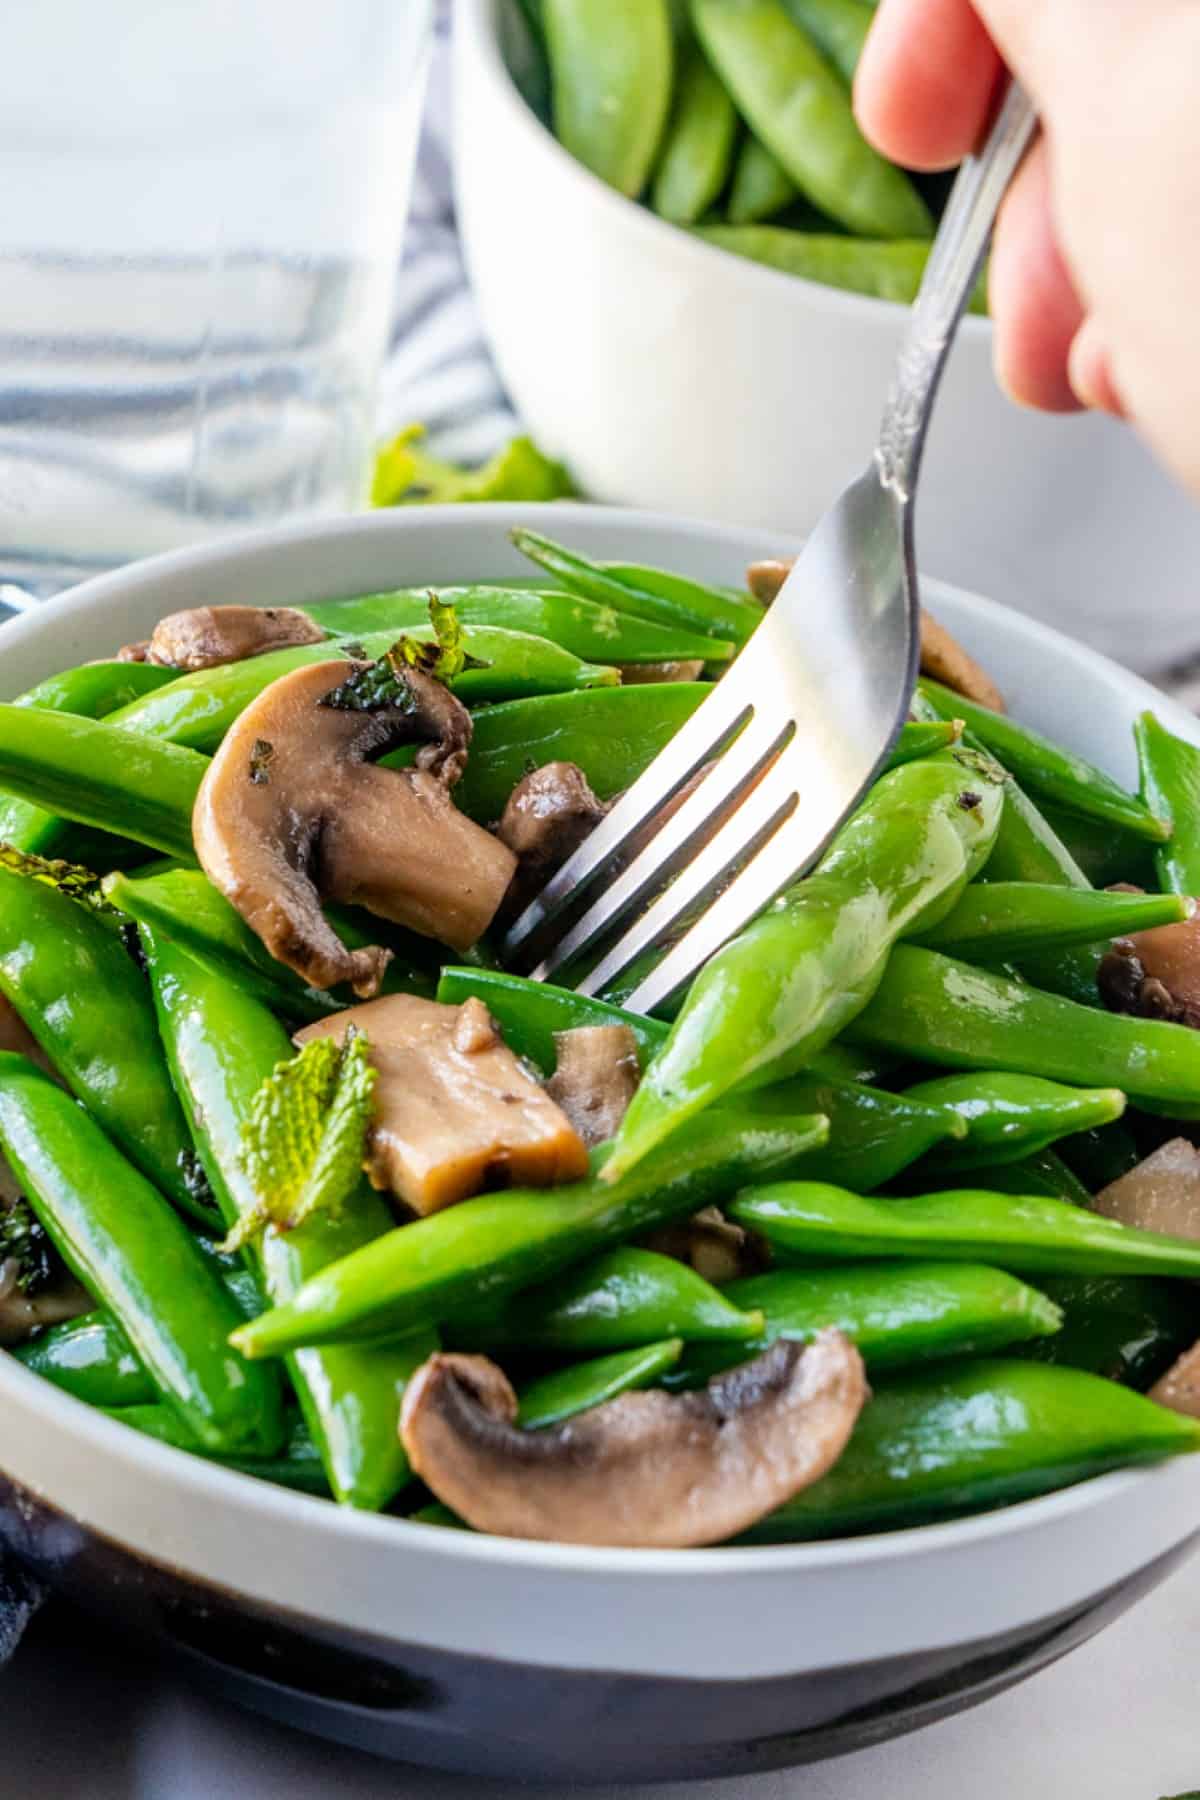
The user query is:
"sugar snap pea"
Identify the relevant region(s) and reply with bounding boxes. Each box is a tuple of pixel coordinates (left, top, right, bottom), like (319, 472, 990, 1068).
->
(607, 751, 1006, 1179)
(543, 0, 674, 198)
(902, 1072, 1127, 1172)
(781, 0, 870, 82)
(107, 1406, 329, 1495)
(692, 228, 976, 307)
(663, 1261, 1062, 1389)
(14, 1308, 154, 1408)
(651, 33, 738, 224)
(913, 883, 1190, 963)
(0, 865, 208, 1220)
(0, 1054, 283, 1454)
(740, 1360, 1200, 1541)
(303, 586, 732, 667)
(516, 1339, 685, 1429)
(144, 932, 434, 1509)
(731, 1180, 1200, 1278)
(727, 131, 800, 222)
(1136, 711, 1200, 897)
(691, 0, 931, 238)
(952, 1148, 1093, 1207)
(921, 680, 1168, 843)
(601, 561, 762, 621)
(1019, 1275, 1198, 1390)
(1037, 804, 1157, 892)
(848, 944, 1200, 1113)
(449, 1246, 765, 1355)
(510, 529, 757, 642)
(231, 1110, 829, 1356)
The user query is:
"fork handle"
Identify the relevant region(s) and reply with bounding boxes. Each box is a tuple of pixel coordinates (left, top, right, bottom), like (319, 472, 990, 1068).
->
(875, 81, 1038, 504)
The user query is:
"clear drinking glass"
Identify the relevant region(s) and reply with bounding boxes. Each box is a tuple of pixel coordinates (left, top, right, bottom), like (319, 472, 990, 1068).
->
(0, 0, 432, 597)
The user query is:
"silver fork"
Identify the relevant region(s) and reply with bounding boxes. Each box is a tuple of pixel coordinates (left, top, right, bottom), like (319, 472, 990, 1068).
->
(504, 83, 1038, 1014)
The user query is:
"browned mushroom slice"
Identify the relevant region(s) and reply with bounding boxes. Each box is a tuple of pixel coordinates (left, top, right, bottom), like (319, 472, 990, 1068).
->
(643, 1205, 767, 1285)
(400, 1332, 867, 1547)
(193, 660, 516, 996)
(116, 639, 150, 663)
(1092, 1138, 1200, 1239)
(296, 994, 589, 1214)
(745, 558, 1005, 711)
(1149, 1340, 1200, 1418)
(0, 1241, 91, 1346)
(1099, 911, 1200, 1028)
(141, 604, 327, 671)
(617, 660, 706, 685)
(496, 761, 608, 920)
(544, 1024, 641, 1147)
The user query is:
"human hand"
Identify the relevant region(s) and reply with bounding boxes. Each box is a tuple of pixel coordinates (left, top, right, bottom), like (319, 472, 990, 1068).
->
(855, 0, 1200, 499)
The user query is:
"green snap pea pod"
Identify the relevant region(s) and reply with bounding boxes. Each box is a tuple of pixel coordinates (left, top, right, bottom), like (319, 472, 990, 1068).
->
(741, 1359, 1200, 1542)
(920, 680, 1168, 844)
(303, 587, 732, 667)
(781, 0, 870, 82)
(730, 1181, 1200, 1278)
(913, 883, 1190, 962)
(663, 1261, 1062, 1390)
(0, 865, 207, 1220)
(902, 1072, 1127, 1173)
(1036, 804, 1157, 893)
(847, 944, 1200, 1113)
(691, 0, 931, 238)
(15, 660, 177, 718)
(727, 132, 800, 222)
(517, 1339, 685, 1429)
(106, 1406, 329, 1495)
(692, 228, 978, 308)
(1136, 711, 1200, 897)
(0, 1055, 283, 1453)
(437, 683, 709, 821)
(0, 704, 204, 859)
(741, 1072, 964, 1191)
(448, 1246, 765, 1356)
(105, 866, 439, 1023)
(543, 0, 674, 198)
(231, 1110, 829, 1357)
(105, 625, 616, 755)
(951, 1148, 1093, 1207)
(607, 751, 1006, 1180)
(651, 33, 738, 223)
(510, 529, 758, 643)
(143, 932, 434, 1510)
(1019, 1275, 1198, 1390)
(601, 561, 761, 617)
(883, 720, 960, 770)
(503, 0, 552, 117)
(1056, 1120, 1141, 1192)
(14, 1309, 154, 1408)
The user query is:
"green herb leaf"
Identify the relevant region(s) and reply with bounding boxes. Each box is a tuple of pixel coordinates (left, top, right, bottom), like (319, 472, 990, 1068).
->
(319, 596, 487, 712)
(0, 842, 111, 913)
(222, 1029, 376, 1252)
(371, 422, 574, 509)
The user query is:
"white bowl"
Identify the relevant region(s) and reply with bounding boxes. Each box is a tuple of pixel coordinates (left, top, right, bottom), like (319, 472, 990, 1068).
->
(1, 502, 1199, 1783)
(452, 0, 1200, 677)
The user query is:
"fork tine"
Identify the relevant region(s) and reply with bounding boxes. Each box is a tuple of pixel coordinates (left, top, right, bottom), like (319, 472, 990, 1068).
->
(617, 769, 871, 1016)
(574, 745, 805, 998)
(501, 671, 759, 967)
(531, 710, 794, 985)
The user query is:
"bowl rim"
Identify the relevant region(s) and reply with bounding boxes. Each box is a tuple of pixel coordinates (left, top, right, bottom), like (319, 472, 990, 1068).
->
(456, 0, 992, 340)
(5, 499, 1200, 1586)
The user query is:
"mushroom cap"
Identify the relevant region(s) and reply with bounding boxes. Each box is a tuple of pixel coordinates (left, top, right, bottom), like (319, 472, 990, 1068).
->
(144, 605, 326, 671)
(400, 1331, 867, 1548)
(545, 1024, 641, 1148)
(193, 659, 515, 995)
(1099, 911, 1200, 1027)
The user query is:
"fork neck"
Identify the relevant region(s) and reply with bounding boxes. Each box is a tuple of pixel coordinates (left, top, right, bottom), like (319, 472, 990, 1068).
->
(874, 82, 1038, 506)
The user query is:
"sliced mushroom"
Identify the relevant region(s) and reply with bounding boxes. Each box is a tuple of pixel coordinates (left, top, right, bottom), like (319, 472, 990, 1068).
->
(193, 660, 516, 995)
(495, 761, 608, 921)
(617, 660, 706, 685)
(643, 1205, 767, 1285)
(400, 1331, 867, 1547)
(1092, 1138, 1200, 1240)
(296, 994, 588, 1214)
(745, 558, 1005, 710)
(1149, 1340, 1200, 1418)
(1099, 910, 1200, 1028)
(134, 604, 327, 671)
(545, 1024, 641, 1147)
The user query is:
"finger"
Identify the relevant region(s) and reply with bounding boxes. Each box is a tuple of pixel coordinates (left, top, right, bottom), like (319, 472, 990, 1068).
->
(988, 136, 1086, 413)
(1068, 317, 1127, 417)
(855, 0, 1001, 170)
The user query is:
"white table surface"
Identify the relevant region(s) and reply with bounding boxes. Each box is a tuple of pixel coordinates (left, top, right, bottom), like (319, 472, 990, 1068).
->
(5, 1567, 1200, 1800)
